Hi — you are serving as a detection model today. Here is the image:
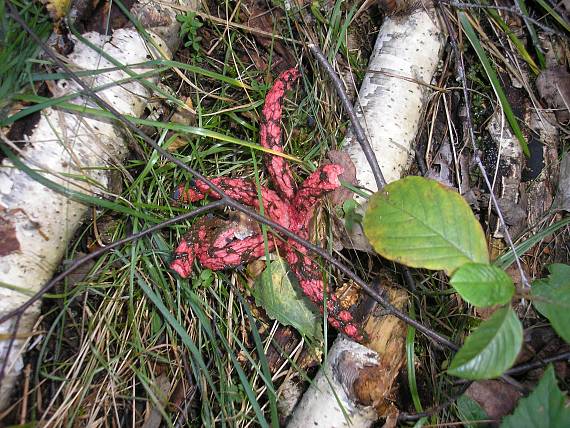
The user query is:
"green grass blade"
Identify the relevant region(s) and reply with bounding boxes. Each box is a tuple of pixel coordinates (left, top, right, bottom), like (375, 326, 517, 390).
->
(1, 67, 169, 126)
(517, 0, 546, 69)
(8, 94, 301, 162)
(110, 0, 248, 91)
(30, 58, 249, 88)
(186, 290, 270, 427)
(237, 291, 279, 427)
(484, 8, 540, 74)
(0, 0, 51, 109)
(135, 273, 221, 401)
(406, 305, 424, 413)
(459, 12, 530, 157)
(494, 217, 570, 269)
(67, 25, 192, 114)
(149, 59, 251, 89)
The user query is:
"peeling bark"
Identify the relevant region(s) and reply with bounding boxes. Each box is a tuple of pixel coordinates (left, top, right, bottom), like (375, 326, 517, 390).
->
(287, 287, 407, 427)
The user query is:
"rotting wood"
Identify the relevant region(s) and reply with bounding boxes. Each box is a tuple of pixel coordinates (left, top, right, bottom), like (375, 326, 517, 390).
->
(287, 287, 407, 427)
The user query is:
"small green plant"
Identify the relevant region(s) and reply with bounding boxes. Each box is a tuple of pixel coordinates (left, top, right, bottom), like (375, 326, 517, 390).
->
(362, 176, 569, 422)
(177, 11, 203, 54)
(363, 177, 570, 377)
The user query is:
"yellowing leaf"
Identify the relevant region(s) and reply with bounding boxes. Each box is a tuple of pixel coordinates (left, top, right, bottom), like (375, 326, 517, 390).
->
(363, 177, 489, 275)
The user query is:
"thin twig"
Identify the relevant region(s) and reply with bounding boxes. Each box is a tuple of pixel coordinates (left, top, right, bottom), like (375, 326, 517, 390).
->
(398, 382, 472, 422)
(3, 4, 457, 352)
(505, 351, 570, 376)
(308, 43, 436, 343)
(0, 314, 21, 389)
(0, 201, 225, 386)
(0, 200, 224, 327)
(397, 346, 570, 421)
(398, 351, 570, 422)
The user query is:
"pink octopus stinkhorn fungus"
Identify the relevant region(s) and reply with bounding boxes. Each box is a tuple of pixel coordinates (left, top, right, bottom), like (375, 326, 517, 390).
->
(171, 68, 364, 342)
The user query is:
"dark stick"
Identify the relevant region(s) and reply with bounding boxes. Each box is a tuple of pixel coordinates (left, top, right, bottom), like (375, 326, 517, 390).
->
(398, 351, 570, 422)
(308, 42, 432, 343)
(4, 4, 457, 351)
(398, 382, 473, 422)
(505, 351, 570, 376)
(0, 315, 21, 389)
(442, 1, 568, 38)
(0, 199, 224, 386)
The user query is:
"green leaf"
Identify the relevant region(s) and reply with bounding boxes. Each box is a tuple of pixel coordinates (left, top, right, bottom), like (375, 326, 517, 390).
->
(363, 177, 489, 275)
(253, 259, 323, 342)
(342, 199, 362, 232)
(531, 264, 570, 343)
(501, 365, 570, 428)
(459, 12, 530, 157)
(448, 306, 522, 379)
(450, 263, 514, 307)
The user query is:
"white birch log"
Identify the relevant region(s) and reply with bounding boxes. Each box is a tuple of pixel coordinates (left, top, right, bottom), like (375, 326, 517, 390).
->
(286, 338, 379, 427)
(345, 6, 445, 193)
(0, 0, 194, 410)
(287, 5, 445, 426)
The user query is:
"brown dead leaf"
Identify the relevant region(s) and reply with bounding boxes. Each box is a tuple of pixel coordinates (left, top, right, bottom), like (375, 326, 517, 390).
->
(166, 137, 190, 152)
(326, 150, 358, 206)
(246, 259, 267, 279)
(474, 305, 500, 320)
(62, 252, 96, 288)
(518, 326, 570, 383)
(166, 97, 196, 152)
(243, 0, 295, 72)
(141, 373, 172, 428)
(536, 66, 570, 123)
(332, 214, 374, 252)
(466, 380, 521, 421)
(378, 0, 418, 15)
(426, 142, 454, 188)
(335, 280, 361, 310)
